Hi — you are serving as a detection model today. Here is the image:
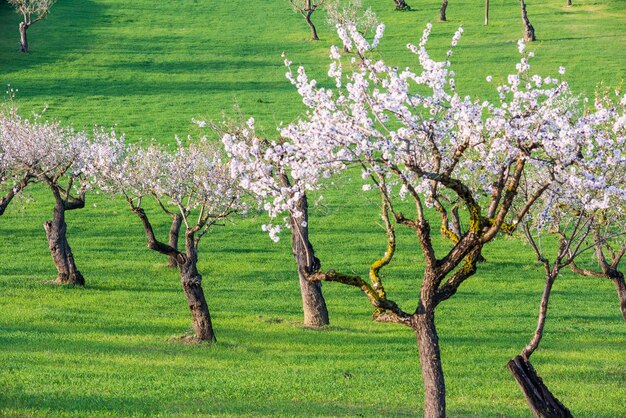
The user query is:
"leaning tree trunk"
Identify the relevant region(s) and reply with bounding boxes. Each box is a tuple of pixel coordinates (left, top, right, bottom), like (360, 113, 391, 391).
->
(167, 214, 183, 268)
(508, 356, 573, 418)
(439, 0, 448, 22)
(19, 22, 29, 53)
(610, 272, 626, 322)
(290, 193, 329, 327)
(179, 235, 216, 343)
(414, 311, 446, 418)
(520, 0, 536, 41)
(44, 190, 85, 286)
(304, 11, 319, 41)
(509, 272, 571, 417)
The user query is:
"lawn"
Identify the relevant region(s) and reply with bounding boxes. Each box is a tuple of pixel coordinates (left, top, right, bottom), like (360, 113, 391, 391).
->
(0, 0, 625, 416)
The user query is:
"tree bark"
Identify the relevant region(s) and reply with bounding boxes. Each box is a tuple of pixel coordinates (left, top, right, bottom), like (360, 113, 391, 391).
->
(167, 214, 183, 267)
(304, 10, 319, 41)
(508, 356, 573, 418)
(611, 273, 626, 322)
(19, 21, 29, 53)
(393, 0, 411, 10)
(414, 312, 446, 418)
(179, 235, 216, 343)
(567, 0, 572, 6)
(520, 0, 536, 41)
(439, 0, 448, 22)
(44, 187, 84, 286)
(290, 193, 329, 327)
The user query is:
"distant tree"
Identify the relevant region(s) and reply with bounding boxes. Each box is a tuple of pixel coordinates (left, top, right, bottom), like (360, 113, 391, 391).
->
(440, 0, 448, 21)
(519, 0, 536, 41)
(325, 0, 378, 51)
(1, 104, 94, 285)
(393, 0, 411, 11)
(90, 136, 242, 344)
(8, 0, 55, 53)
(485, 0, 489, 25)
(290, 0, 325, 41)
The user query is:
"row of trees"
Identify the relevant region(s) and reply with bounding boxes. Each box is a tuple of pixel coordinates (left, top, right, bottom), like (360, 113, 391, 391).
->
(290, 0, 547, 43)
(2, 23, 624, 418)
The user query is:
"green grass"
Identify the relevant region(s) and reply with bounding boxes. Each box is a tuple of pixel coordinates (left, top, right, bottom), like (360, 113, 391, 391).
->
(1, 0, 625, 416)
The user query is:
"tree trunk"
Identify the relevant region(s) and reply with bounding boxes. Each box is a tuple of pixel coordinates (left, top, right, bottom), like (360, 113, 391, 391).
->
(485, 0, 489, 25)
(393, 0, 410, 10)
(19, 22, 29, 53)
(520, 0, 536, 41)
(439, 0, 448, 22)
(567, 0, 572, 6)
(611, 273, 626, 322)
(290, 193, 329, 327)
(414, 312, 446, 418)
(44, 195, 84, 286)
(179, 236, 216, 343)
(167, 214, 183, 267)
(304, 11, 319, 41)
(508, 356, 573, 418)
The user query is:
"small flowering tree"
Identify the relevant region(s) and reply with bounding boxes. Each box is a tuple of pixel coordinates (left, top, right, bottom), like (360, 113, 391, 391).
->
(219, 117, 337, 327)
(325, 0, 378, 53)
(279, 23, 589, 417)
(1, 105, 93, 285)
(8, 0, 55, 53)
(508, 90, 625, 416)
(567, 92, 626, 321)
(90, 136, 242, 344)
(289, 0, 325, 41)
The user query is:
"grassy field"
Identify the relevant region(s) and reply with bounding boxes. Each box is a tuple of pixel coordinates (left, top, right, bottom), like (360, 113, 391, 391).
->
(1, 0, 625, 416)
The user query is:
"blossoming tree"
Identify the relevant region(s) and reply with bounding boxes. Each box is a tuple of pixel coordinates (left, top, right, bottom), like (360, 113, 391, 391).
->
(89, 135, 242, 343)
(278, 22, 590, 417)
(8, 0, 55, 53)
(567, 93, 626, 322)
(507, 89, 625, 416)
(0, 106, 35, 216)
(1, 105, 93, 285)
(219, 117, 340, 327)
(290, 0, 325, 41)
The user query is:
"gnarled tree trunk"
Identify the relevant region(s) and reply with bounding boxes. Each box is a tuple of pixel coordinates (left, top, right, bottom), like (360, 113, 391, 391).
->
(414, 311, 445, 418)
(509, 268, 571, 417)
(19, 22, 29, 53)
(167, 214, 183, 267)
(508, 356, 572, 418)
(44, 187, 84, 286)
(290, 193, 329, 327)
(180, 234, 216, 343)
(520, 0, 536, 41)
(439, 0, 448, 22)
